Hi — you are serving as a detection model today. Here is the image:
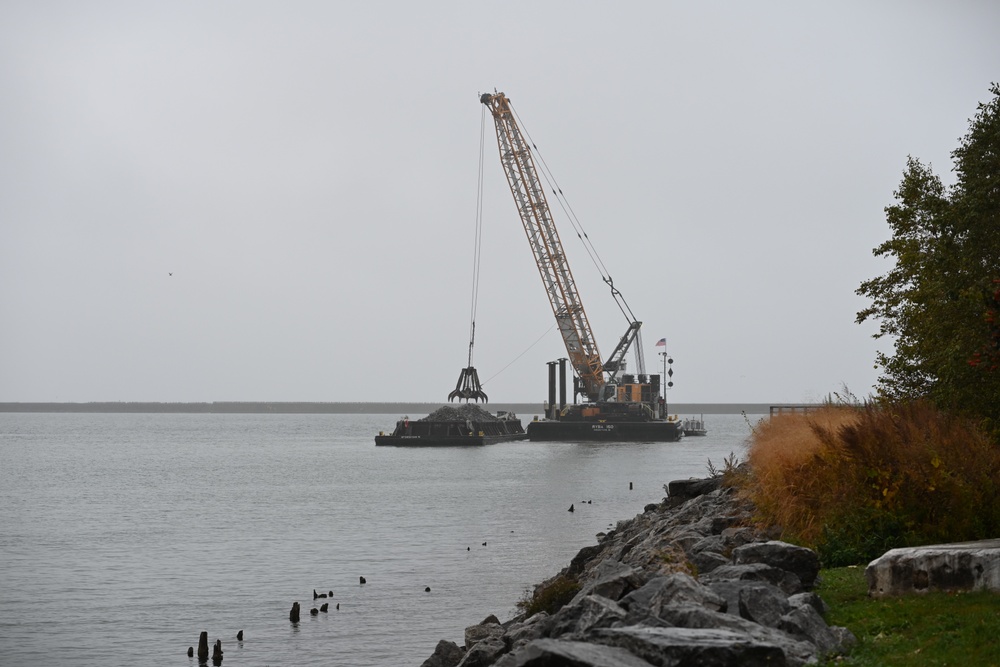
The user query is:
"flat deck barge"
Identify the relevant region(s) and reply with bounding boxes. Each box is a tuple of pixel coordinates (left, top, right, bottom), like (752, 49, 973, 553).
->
(526, 417, 683, 442)
(375, 405, 527, 447)
(526, 400, 684, 442)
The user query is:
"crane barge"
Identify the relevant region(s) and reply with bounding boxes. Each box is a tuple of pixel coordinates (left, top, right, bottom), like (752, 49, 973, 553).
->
(481, 91, 682, 442)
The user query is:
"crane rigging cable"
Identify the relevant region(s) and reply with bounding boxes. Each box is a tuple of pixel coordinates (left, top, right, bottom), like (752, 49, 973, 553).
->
(510, 104, 645, 375)
(450, 102, 585, 400)
(448, 105, 490, 403)
(511, 107, 642, 327)
(467, 104, 488, 366)
(510, 106, 612, 284)
(479, 322, 557, 388)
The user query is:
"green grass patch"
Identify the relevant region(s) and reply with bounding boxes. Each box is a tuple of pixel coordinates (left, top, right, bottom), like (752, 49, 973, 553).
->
(817, 566, 1000, 665)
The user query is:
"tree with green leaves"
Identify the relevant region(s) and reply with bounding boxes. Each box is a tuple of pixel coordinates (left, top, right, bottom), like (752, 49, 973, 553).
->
(857, 83, 1000, 429)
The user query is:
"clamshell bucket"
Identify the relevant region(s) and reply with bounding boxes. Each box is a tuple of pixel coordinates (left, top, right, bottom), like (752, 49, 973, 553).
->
(448, 366, 488, 403)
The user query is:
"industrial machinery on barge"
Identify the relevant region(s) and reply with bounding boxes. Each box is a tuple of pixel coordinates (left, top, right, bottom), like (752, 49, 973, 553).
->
(480, 91, 682, 442)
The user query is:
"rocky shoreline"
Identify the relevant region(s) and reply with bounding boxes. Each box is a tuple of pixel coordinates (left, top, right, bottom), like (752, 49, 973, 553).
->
(420, 475, 856, 667)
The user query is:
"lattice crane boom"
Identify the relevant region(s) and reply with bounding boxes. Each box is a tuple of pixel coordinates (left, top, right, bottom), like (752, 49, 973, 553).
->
(481, 92, 605, 401)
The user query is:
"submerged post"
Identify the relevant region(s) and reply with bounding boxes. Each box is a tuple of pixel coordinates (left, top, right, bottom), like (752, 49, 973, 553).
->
(197, 631, 209, 661)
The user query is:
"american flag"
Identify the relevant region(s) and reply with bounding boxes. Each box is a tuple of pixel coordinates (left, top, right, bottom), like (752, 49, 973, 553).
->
(655, 338, 666, 347)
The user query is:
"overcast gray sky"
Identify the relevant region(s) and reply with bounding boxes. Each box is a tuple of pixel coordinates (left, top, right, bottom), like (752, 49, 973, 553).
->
(1, 2, 997, 404)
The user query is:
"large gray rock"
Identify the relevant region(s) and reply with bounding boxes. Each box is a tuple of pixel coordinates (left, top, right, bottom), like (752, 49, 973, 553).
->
(547, 594, 628, 639)
(669, 531, 705, 554)
(458, 637, 507, 667)
(593, 626, 788, 667)
(777, 605, 841, 656)
(732, 541, 820, 590)
(653, 603, 817, 667)
(738, 582, 791, 628)
(619, 573, 726, 620)
(570, 561, 645, 604)
(700, 562, 803, 595)
(502, 613, 549, 653)
(829, 626, 858, 653)
(705, 580, 787, 622)
(508, 638, 657, 666)
(787, 591, 829, 617)
(567, 544, 604, 577)
(421, 639, 466, 667)
(666, 477, 722, 506)
(721, 525, 762, 549)
(689, 550, 729, 575)
(689, 535, 727, 556)
(465, 617, 505, 650)
(865, 539, 1000, 597)
(710, 515, 742, 535)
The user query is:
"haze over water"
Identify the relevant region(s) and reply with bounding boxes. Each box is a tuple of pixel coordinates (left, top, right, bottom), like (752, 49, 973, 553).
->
(0, 411, 759, 666)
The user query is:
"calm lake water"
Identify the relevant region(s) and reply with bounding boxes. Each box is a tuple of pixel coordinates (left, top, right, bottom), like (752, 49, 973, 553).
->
(0, 411, 761, 666)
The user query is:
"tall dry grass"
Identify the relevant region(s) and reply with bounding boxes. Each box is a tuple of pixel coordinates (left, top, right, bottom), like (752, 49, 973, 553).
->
(737, 401, 1000, 566)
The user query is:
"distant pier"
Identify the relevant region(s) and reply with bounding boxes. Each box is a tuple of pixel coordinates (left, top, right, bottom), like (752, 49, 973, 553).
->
(768, 404, 824, 417)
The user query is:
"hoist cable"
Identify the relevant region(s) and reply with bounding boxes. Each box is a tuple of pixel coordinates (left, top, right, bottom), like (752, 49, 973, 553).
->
(512, 107, 610, 281)
(480, 323, 558, 387)
(466, 104, 488, 367)
(512, 106, 638, 325)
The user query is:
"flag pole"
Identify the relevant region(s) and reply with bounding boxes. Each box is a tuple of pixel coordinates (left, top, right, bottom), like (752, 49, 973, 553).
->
(655, 338, 669, 417)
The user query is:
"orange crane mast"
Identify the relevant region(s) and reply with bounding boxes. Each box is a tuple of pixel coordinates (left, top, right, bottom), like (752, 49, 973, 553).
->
(480, 91, 606, 401)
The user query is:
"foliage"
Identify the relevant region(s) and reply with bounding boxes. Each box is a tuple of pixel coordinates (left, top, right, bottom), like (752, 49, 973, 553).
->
(735, 406, 863, 548)
(817, 566, 1000, 666)
(817, 506, 909, 568)
(705, 451, 745, 488)
(741, 410, 762, 435)
(516, 575, 580, 617)
(736, 402, 1000, 566)
(657, 543, 700, 576)
(856, 83, 1000, 429)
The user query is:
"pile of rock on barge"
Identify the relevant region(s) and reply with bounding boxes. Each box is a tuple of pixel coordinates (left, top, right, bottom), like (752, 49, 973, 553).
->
(375, 404, 528, 447)
(419, 474, 857, 667)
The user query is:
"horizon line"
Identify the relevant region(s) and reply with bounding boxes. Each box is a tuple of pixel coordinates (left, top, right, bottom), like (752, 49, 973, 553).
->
(0, 400, 806, 415)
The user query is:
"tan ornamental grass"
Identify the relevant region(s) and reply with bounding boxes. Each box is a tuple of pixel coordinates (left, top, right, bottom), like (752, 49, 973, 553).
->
(736, 401, 1000, 561)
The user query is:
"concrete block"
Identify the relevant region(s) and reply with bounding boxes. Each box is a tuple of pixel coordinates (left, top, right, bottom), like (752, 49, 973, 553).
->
(866, 539, 1000, 597)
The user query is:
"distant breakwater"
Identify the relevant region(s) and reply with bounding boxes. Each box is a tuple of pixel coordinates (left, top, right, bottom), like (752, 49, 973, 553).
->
(0, 402, 773, 415)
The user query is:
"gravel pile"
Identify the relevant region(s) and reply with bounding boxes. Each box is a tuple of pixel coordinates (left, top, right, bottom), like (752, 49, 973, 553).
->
(421, 404, 499, 422)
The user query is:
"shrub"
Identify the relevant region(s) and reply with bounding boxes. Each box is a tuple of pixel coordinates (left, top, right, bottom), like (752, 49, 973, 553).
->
(516, 575, 580, 617)
(737, 406, 862, 545)
(706, 450, 745, 487)
(736, 401, 1000, 565)
(817, 505, 909, 567)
